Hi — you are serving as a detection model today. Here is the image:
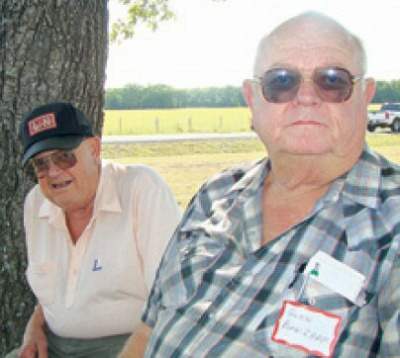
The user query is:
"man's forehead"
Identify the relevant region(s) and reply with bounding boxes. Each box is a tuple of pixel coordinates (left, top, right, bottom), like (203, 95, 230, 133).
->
(268, 27, 353, 53)
(264, 43, 354, 66)
(256, 23, 357, 72)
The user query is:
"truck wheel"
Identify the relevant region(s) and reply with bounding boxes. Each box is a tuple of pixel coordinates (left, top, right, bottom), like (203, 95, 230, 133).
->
(391, 118, 400, 133)
(367, 124, 375, 132)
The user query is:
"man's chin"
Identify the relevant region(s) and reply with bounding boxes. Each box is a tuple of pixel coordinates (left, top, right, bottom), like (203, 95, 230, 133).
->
(279, 144, 334, 157)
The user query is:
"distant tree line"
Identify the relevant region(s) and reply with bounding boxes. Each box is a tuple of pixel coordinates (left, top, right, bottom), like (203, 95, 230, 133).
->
(105, 84, 245, 109)
(105, 80, 400, 109)
(372, 80, 400, 103)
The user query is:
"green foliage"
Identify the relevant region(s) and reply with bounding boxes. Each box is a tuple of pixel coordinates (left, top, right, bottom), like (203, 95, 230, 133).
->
(111, 0, 174, 42)
(372, 80, 400, 103)
(105, 84, 246, 109)
(105, 80, 400, 110)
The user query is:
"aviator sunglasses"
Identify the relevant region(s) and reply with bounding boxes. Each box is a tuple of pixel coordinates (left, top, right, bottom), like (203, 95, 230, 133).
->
(30, 150, 77, 178)
(253, 66, 362, 103)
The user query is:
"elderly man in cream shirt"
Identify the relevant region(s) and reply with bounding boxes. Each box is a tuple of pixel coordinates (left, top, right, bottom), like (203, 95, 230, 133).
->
(8, 102, 181, 358)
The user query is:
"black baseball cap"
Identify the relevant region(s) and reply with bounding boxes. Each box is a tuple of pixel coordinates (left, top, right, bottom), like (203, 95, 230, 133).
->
(19, 102, 94, 165)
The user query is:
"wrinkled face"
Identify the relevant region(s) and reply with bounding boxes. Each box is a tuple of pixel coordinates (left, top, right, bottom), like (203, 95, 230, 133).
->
(244, 26, 375, 160)
(33, 137, 101, 213)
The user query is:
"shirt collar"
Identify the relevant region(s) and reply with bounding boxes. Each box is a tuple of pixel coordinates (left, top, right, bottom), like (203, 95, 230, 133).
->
(38, 199, 65, 229)
(320, 145, 382, 210)
(179, 159, 268, 252)
(178, 147, 386, 254)
(203, 145, 383, 213)
(38, 161, 122, 225)
(227, 158, 269, 196)
(92, 161, 122, 214)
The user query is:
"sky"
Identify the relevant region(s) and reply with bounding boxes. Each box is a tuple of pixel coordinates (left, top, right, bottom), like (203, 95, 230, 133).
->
(106, 0, 400, 89)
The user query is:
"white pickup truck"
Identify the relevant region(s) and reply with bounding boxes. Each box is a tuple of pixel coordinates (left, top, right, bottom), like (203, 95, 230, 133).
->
(367, 103, 400, 132)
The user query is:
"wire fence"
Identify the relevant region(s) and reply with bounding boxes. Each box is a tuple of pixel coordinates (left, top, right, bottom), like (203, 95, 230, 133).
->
(103, 108, 252, 135)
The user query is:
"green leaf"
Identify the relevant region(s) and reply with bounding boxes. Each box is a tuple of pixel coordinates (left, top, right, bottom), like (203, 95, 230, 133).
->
(111, 0, 175, 43)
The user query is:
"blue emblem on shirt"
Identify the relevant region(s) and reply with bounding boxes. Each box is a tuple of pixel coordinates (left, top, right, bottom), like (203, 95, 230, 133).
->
(92, 259, 103, 271)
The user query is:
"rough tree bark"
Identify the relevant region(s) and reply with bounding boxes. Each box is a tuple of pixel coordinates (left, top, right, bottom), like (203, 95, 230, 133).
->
(0, 1, 108, 354)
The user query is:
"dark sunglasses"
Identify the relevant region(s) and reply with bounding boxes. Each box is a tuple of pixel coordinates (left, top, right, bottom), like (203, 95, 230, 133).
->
(253, 66, 362, 103)
(30, 150, 77, 178)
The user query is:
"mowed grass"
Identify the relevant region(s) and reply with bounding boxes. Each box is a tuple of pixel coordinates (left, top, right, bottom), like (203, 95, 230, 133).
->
(104, 108, 251, 135)
(368, 103, 382, 112)
(102, 132, 400, 208)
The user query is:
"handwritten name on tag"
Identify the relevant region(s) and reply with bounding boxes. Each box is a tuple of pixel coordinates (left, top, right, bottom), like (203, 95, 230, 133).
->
(272, 300, 341, 357)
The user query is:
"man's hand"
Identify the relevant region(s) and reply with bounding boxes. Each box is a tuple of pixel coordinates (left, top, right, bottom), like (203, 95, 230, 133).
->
(18, 305, 48, 358)
(118, 323, 152, 358)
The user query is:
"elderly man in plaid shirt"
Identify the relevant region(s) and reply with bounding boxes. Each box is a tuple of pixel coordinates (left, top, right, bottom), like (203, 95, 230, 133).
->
(121, 11, 400, 358)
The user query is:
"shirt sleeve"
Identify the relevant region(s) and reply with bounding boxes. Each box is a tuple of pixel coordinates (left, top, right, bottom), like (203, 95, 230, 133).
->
(378, 251, 400, 357)
(140, 182, 210, 327)
(140, 167, 236, 328)
(133, 167, 182, 291)
(141, 234, 181, 327)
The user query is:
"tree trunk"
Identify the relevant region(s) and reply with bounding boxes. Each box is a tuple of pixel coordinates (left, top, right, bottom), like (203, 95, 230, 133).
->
(0, 0, 108, 353)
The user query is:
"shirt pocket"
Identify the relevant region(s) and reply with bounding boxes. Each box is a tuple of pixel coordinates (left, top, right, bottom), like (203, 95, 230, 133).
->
(26, 261, 56, 305)
(252, 272, 360, 357)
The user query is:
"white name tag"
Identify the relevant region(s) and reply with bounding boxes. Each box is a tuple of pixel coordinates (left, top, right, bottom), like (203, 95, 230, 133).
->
(305, 251, 366, 305)
(272, 300, 341, 357)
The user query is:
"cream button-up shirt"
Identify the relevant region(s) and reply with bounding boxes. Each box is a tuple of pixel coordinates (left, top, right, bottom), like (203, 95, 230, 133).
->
(24, 161, 181, 338)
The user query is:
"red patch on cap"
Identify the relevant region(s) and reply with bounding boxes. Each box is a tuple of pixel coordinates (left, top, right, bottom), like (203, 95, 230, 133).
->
(28, 113, 57, 136)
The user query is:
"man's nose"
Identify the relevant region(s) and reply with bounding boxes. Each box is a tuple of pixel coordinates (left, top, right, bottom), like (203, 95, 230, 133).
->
(294, 79, 321, 106)
(46, 159, 63, 177)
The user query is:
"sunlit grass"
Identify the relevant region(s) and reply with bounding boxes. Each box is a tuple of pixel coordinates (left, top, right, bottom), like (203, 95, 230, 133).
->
(102, 132, 400, 208)
(368, 103, 382, 112)
(104, 108, 251, 135)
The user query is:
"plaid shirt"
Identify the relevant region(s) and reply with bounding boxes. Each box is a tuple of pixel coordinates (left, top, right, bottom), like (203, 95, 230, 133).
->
(143, 146, 400, 357)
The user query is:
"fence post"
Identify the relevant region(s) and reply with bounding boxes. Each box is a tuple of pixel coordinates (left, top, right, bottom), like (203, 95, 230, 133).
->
(188, 117, 192, 132)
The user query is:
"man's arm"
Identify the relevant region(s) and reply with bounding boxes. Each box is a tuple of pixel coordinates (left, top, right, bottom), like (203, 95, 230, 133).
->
(18, 304, 48, 358)
(118, 323, 152, 358)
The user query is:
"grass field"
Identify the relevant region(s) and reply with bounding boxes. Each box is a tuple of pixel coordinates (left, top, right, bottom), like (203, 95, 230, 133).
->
(104, 105, 382, 136)
(104, 108, 251, 135)
(102, 132, 400, 208)
(368, 103, 382, 112)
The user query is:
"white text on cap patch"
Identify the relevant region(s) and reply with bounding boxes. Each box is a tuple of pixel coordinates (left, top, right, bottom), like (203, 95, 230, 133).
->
(28, 113, 57, 136)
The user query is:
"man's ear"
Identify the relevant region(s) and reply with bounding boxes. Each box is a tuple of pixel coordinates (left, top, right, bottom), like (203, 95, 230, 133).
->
(364, 78, 376, 104)
(88, 136, 101, 161)
(243, 80, 257, 130)
(242, 79, 255, 108)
